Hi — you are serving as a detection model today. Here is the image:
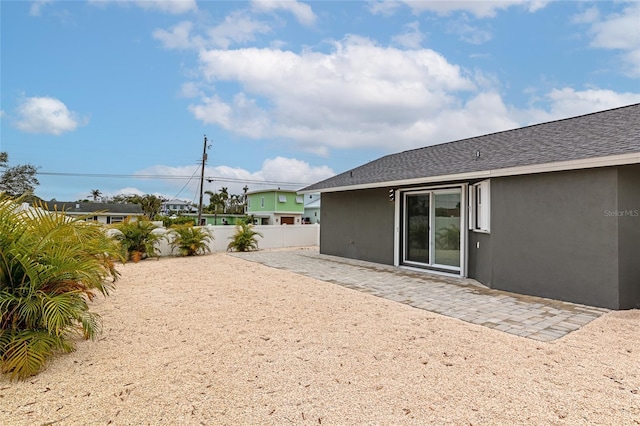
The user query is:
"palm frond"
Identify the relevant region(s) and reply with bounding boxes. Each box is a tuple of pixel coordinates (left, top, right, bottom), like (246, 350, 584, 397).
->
(0, 329, 66, 380)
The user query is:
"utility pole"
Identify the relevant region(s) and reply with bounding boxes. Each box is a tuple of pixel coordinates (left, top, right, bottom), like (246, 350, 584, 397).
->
(197, 135, 209, 226)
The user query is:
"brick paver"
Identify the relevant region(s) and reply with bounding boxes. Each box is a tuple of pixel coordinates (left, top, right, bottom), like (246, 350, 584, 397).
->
(230, 248, 608, 341)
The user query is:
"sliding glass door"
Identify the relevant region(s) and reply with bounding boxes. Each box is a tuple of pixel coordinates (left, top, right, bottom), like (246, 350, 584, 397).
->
(405, 194, 430, 264)
(403, 189, 462, 272)
(433, 192, 461, 268)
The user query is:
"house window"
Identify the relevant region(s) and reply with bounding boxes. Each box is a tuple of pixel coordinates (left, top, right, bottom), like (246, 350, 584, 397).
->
(261, 197, 265, 208)
(470, 180, 490, 232)
(109, 216, 125, 224)
(107, 216, 125, 224)
(278, 195, 287, 202)
(295, 195, 303, 204)
(247, 198, 251, 208)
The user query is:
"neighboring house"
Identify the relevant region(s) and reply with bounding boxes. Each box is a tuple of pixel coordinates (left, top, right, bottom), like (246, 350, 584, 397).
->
(161, 199, 195, 215)
(45, 201, 144, 224)
(246, 189, 305, 225)
(301, 104, 640, 310)
(182, 213, 245, 226)
(303, 193, 321, 224)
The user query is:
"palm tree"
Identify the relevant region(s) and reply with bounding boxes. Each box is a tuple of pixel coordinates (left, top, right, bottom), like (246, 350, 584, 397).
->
(0, 196, 122, 380)
(219, 187, 229, 213)
(112, 217, 164, 262)
(204, 190, 224, 224)
(168, 224, 213, 256)
(228, 194, 241, 214)
(227, 222, 263, 252)
(89, 189, 102, 202)
(139, 194, 163, 220)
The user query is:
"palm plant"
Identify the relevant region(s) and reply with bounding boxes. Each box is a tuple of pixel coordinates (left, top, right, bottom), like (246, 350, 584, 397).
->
(436, 224, 460, 250)
(112, 217, 163, 262)
(0, 197, 122, 380)
(89, 189, 102, 202)
(227, 222, 263, 252)
(169, 224, 213, 256)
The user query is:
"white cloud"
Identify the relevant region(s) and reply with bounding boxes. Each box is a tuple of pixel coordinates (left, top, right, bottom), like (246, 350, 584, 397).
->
(251, 0, 317, 26)
(257, 157, 334, 185)
(447, 18, 493, 45)
(522, 88, 640, 124)
(89, 0, 197, 14)
(136, 157, 334, 195)
(589, 4, 639, 50)
(112, 187, 145, 197)
(578, 3, 640, 77)
(154, 12, 271, 50)
(572, 7, 600, 24)
(369, 0, 548, 18)
(153, 21, 203, 50)
(190, 36, 481, 151)
(29, 0, 53, 16)
(182, 24, 638, 157)
(15, 96, 85, 135)
(392, 21, 424, 49)
(206, 10, 272, 49)
(179, 81, 203, 98)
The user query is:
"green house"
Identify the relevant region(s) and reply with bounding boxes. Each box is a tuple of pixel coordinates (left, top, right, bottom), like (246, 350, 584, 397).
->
(246, 189, 304, 225)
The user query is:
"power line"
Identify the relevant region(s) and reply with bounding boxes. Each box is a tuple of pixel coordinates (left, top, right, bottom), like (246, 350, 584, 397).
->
(36, 171, 309, 187)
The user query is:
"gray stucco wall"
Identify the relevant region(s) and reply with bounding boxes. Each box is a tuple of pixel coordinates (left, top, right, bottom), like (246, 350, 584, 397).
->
(617, 164, 640, 309)
(320, 188, 395, 265)
(467, 231, 492, 286)
(488, 167, 621, 309)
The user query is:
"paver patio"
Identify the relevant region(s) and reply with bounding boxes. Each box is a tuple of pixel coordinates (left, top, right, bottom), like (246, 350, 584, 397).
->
(230, 247, 609, 341)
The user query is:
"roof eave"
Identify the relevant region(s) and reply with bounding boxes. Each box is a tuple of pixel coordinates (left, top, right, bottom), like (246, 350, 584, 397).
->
(299, 152, 640, 194)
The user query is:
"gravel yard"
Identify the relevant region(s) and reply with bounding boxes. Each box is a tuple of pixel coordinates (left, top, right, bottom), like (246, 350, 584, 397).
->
(2, 253, 639, 425)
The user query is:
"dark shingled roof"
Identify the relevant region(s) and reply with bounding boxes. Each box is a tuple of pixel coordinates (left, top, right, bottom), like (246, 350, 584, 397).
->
(44, 201, 144, 215)
(302, 103, 640, 192)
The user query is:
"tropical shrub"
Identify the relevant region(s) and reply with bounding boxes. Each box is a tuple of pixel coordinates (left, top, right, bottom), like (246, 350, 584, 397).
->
(112, 217, 164, 262)
(0, 197, 122, 380)
(227, 222, 263, 252)
(436, 224, 460, 250)
(169, 224, 213, 256)
(157, 215, 195, 228)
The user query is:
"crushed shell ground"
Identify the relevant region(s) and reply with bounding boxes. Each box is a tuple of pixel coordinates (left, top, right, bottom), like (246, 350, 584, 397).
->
(2, 252, 639, 425)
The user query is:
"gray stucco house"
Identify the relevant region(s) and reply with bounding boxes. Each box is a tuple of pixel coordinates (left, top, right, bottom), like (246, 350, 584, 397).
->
(301, 104, 640, 310)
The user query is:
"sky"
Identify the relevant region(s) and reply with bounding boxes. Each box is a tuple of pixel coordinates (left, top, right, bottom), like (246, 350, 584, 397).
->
(1, 0, 639, 203)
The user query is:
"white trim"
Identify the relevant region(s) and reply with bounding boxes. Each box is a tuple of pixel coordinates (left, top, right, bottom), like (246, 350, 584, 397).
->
(470, 180, 490, 232)
(399, 185, 465, 277)
(393, 189, 400, 267)
(299, 152, 640, 194)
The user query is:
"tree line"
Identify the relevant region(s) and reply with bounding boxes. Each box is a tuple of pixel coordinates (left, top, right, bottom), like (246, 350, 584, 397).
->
(0, 152, 251, 220)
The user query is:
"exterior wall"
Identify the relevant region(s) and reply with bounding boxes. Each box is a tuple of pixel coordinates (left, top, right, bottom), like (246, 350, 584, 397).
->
(247, 192, 277, 213)
(183, 214, 243, 226)
(247, 191, 304, 214)
(617, 164, 640, 309)
(487, 167, 621, 309)
(274, 213, 303, 225)
(319, 166, 637, 309)
(320, 188, 395, 265)
(304, 207, 321, 224)
(467, 231, 492, 285)
(275, 192, 304, 212)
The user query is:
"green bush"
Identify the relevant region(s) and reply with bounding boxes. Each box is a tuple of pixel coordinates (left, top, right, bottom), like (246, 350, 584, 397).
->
(157, 215, 196, 228)
(227, 222, 263, 252)
(169, 224, 213, 256)
(112, 217, 164, 262)
(0, 197, 122, 380)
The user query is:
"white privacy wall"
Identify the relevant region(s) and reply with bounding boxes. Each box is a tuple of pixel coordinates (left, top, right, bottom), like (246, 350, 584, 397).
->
(155, 224, 320, 257)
